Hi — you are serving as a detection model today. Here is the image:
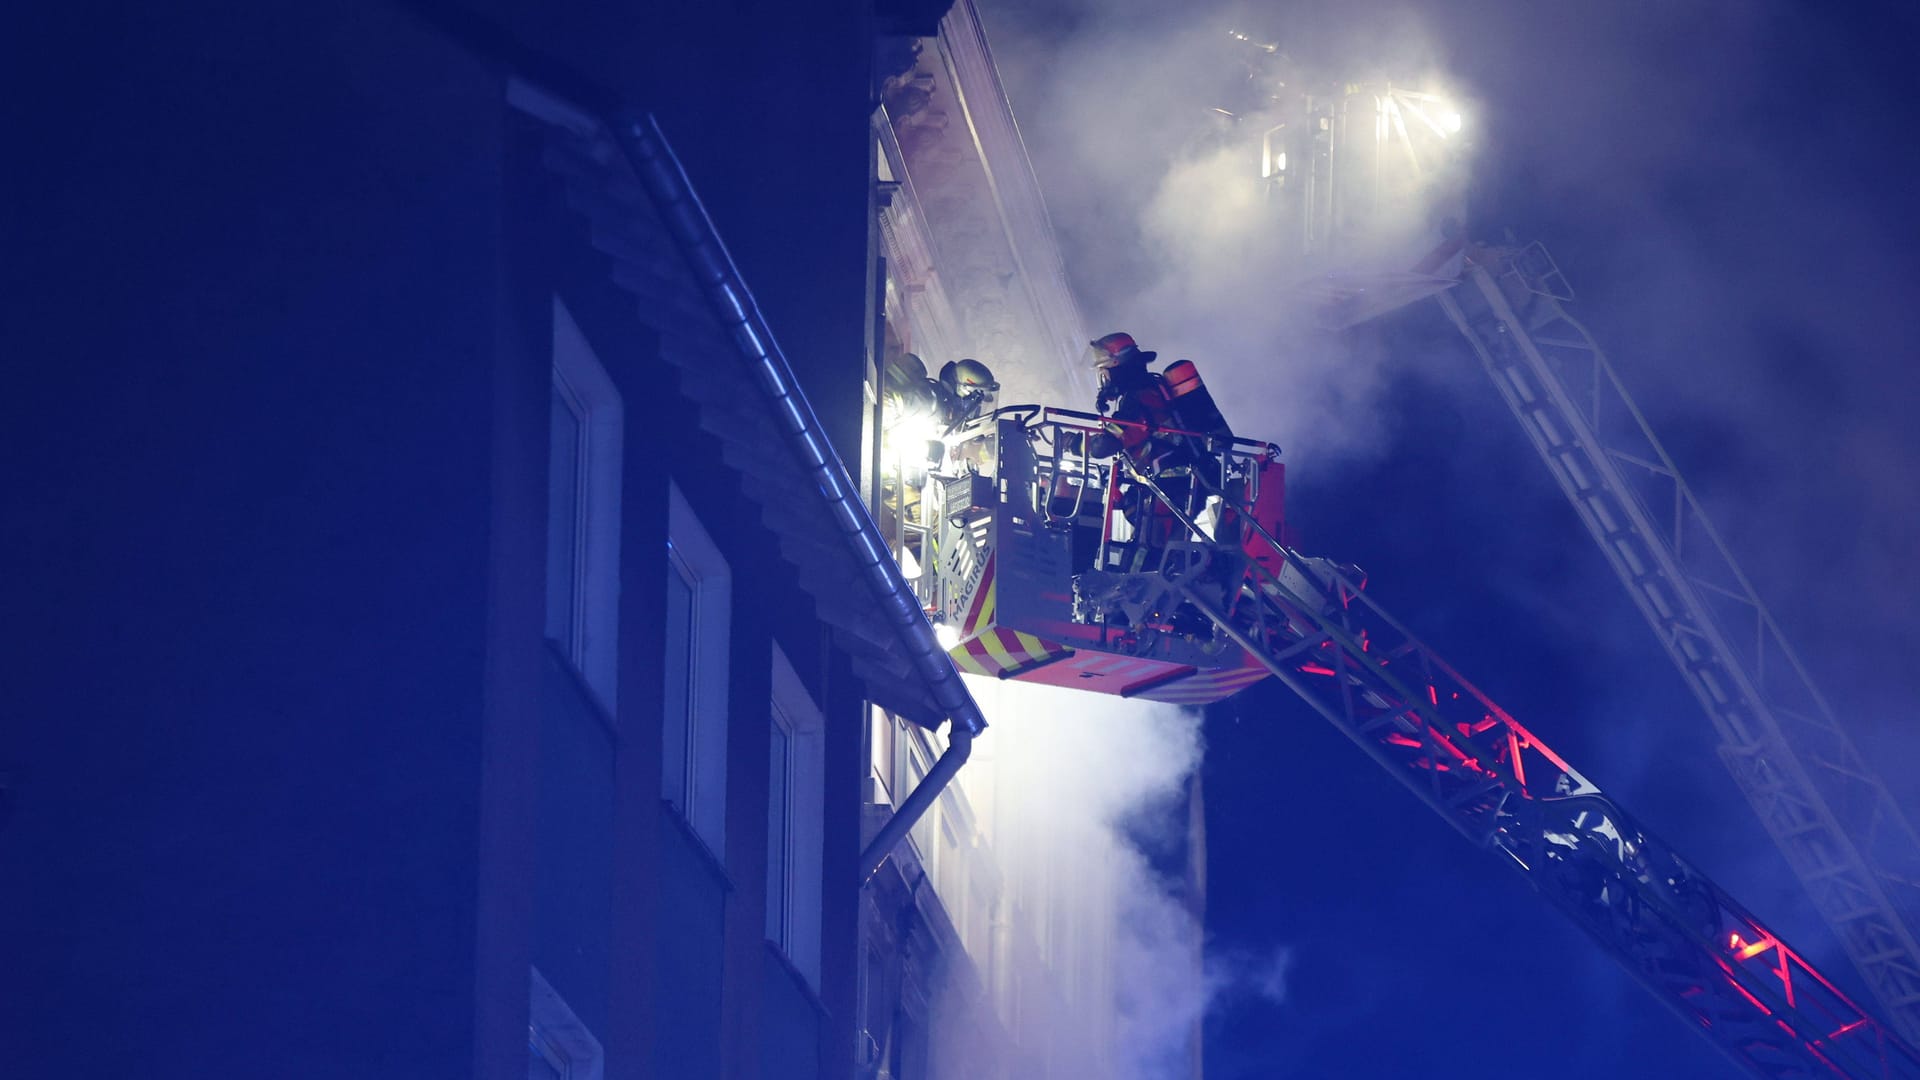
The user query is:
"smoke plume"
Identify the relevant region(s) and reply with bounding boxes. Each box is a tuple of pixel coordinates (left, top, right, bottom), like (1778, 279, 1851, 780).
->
(983, 0, 1472, 469)
(929, 676, 1207, 1079)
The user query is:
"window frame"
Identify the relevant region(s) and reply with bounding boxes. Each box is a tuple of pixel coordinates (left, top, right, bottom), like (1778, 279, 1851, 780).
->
(766, 644, 826, 991)
(663, 481, 731, 861)
(528, 966, 605, 1080)
(768, 708, 793, 942)
(545, 297, 625, 715)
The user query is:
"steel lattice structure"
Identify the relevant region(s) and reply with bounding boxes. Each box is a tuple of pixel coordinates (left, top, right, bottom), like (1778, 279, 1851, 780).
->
(1115, 463, 1920, 1080)
(1435, 244, 1920, 1044)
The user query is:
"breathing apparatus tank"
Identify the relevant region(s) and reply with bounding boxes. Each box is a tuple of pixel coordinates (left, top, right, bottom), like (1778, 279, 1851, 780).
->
(1161, 359, 1233, 439)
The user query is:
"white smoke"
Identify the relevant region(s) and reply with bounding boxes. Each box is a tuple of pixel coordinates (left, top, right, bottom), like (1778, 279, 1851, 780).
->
(983, 0, 1474, 470)
(930, 676, 1208, 1080)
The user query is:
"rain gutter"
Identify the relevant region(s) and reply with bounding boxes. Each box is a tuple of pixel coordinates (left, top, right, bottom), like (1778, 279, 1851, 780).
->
(612, 114, 987, 886)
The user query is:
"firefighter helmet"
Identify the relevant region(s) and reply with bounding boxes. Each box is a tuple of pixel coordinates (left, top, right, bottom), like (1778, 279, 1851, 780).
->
(940, 358, 999, 395)
(890, 351, 929, 384)
(884, 352, 930, 398)
(1089, 331, 1157, 369)
(883, 352, 939, 428)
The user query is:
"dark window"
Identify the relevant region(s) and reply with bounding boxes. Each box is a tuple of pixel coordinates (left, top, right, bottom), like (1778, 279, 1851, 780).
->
(545, 387, 583, 652)
(663, 550, 696, 815)
(766, 715, 792, 946)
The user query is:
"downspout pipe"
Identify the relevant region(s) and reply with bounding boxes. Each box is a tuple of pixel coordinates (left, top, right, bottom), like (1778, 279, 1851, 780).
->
(613, 114, 987, 883)
(855, 729, 971, 883)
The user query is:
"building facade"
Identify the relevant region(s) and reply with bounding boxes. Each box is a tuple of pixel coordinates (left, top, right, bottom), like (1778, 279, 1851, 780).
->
(2, 1, 960, 1077)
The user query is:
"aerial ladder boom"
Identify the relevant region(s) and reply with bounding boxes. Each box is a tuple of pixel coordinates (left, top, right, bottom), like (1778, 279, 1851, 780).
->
(1131, 461, 1920, 1080)
(909, 406, 1919, 1077)
(1435, 243, 1920, 1043)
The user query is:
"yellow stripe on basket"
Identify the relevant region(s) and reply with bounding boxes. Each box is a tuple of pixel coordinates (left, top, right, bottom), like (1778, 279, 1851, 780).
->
(1011, 631, 1061, 666)
(950, 639, 992, 676)
(979, 629, 1023, 672)
(974, 576, 996, 630)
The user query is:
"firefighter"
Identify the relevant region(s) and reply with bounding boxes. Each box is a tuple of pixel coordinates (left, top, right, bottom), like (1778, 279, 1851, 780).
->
(1085, 331, 1196, 556)
(934, 357, 998, 432)
(1087, 331, 1251, 556)
(1088, 331, 1240, 472)
(883, 353, 998, 436)
(882, 352, 941, 430)
(1086, 332, 1172, 460)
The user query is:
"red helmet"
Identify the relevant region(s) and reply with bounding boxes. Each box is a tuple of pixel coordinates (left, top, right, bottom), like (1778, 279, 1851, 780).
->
(1089, 331, 1157, 369)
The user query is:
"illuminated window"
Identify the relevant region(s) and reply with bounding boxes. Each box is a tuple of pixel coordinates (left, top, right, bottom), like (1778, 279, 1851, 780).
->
(663, 482, 730, 858)
(545, 298, 624, 713)
(767, 645, 825, 989)
(869, 706, 898, 805)
(528, 967, 603, 1080)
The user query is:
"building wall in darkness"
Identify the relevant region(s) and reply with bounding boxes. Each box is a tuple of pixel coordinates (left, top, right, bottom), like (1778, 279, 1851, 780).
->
(4, 6, 507, 1074)
(0, 1, 941, 1077)
(449, 0, 887, 463)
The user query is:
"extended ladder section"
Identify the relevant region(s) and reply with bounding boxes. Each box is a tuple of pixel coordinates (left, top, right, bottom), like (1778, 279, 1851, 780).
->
(1131, 466, 1920, 1080)
(1436, 244, 1920, 1043)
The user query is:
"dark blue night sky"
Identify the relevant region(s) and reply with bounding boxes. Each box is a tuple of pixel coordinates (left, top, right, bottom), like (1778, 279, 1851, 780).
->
(988, 1, 1920, 1076)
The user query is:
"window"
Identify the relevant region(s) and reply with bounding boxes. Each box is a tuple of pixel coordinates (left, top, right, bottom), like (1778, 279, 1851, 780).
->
(870, 706, 897, 805)
(663, 482, 731, 858)
(528, 967, 604, 1080)
(905, 735, 935, 871)
(767, 645, 826, 989)
(546, 298, 624, 713)
(768, 718, 791, 930)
